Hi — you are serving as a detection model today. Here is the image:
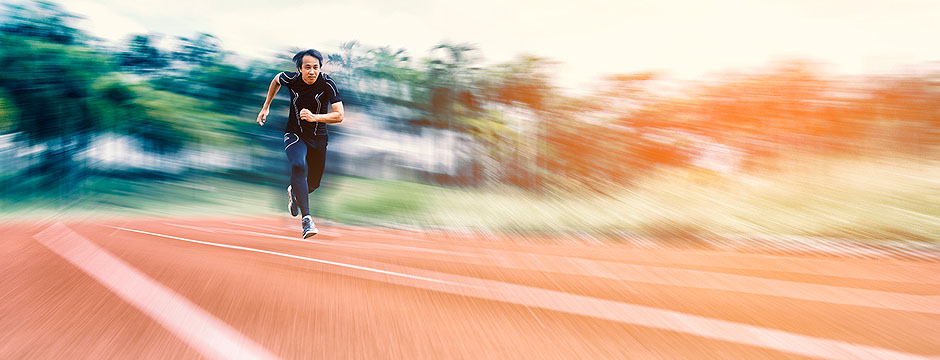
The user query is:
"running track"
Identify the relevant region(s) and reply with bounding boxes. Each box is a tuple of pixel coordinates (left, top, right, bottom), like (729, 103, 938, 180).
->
(1, 217, 939, 359)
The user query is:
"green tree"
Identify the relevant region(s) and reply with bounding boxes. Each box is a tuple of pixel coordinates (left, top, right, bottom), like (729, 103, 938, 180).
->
(327, 40, 365, 74)
(0, 35, 112, 194)
(118, 34, 169, 73)
(174, 33, 222, 66)
(0, 0, 85, 45)
(424, 42, 479, 128)
(0, 89, 16, 133)
(0, 33, 194, 196)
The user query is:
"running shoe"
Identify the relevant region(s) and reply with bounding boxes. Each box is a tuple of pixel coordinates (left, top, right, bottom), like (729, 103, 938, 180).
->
(302, 215, 318, 238)
(287, 185, 299, 217)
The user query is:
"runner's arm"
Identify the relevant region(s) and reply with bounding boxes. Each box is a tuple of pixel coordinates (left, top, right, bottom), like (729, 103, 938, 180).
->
(300, 102, 344, 124)
(256, 74, 282, 126)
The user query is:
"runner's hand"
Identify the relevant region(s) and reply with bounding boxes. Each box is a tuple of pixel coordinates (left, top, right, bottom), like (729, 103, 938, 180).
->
(299, 108, 315, 122)
(257, 109, 268, 126)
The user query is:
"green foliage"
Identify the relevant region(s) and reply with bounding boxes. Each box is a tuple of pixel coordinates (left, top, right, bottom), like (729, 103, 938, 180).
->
(118, 34, 169, 72)
(0, 34, 112, 142)
(317, 176, 432, 224)
(0, 174, 285, 218)
(174, 33, 222, 66)
(327, 41, 364, 72)
(0, 0, 86, 45)
(188, 62, 264, 111)
(132, 87, 245, 149)
(0, 1, 265, 195)
(0, 89, 16, 132)
(422, 42, 481, 127)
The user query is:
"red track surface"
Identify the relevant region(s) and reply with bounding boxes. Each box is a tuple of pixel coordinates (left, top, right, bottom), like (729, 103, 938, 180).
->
(2, 216, 938, 359)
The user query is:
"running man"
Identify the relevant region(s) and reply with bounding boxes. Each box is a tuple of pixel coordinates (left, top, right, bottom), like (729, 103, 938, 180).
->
(256, 49, 344, 238)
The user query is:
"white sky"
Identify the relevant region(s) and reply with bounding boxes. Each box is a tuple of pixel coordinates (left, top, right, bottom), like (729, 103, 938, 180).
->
(58, 0, 940, 91)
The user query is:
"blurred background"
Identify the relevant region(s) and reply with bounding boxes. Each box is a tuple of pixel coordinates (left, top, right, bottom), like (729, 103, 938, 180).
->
(0, 0, 937, 243)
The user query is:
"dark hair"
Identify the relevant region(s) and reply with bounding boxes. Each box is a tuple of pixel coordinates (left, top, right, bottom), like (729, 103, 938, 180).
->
(292, 49, 323, 69)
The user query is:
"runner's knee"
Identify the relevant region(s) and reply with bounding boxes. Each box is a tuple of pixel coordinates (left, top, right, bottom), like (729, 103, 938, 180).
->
(290, 162, 306, 176)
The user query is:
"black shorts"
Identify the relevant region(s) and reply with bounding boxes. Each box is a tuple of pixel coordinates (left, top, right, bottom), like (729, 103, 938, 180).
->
(284, 133, 328, 193)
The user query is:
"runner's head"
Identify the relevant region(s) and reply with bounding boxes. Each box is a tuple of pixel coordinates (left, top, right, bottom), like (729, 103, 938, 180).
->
(292, 49, 323, 85)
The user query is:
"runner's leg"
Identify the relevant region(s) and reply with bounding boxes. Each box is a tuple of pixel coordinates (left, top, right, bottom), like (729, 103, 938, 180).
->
(303, 136, 327, 216)
(305, 136, 327, 194)
(284, 133, 310, 217)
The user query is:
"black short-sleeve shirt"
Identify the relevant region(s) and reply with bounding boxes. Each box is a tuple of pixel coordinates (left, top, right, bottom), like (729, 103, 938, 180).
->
(278, 71, 343, 137)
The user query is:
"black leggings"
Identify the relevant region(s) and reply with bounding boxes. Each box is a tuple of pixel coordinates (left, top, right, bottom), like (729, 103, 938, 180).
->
(284, 133, 327, 216)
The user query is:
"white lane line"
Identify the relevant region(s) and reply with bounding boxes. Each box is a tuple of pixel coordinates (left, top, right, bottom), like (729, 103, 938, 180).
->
(169, 223, 470, 257)
(469, 250, 940, 314)
(227, 221, 439, 244)
(409, 239, 940, 285)
(208, 222, 940, 313)
(333, 241, 471, 256)
(223, 222, 285, 232)
(110, 226, 463, 287)
(438, 274, 934, 360)
(174, 223, 940, 313)
(162, 223, 358, 248)
(34, 223, 278, 360)
(657, 251, 940, 285)
(108, 226, 932, 360)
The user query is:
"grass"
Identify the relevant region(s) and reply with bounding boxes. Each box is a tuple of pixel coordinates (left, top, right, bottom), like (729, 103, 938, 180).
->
(315, 176, 434, 226)
(0, 173, 283, 220)
(415, 155, 940, 243)
(0, 172, 436, 225)
(2, 155, 938, 244)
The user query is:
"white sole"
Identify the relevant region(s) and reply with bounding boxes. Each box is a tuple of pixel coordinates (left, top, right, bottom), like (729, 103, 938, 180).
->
(287, 186, 298, 217)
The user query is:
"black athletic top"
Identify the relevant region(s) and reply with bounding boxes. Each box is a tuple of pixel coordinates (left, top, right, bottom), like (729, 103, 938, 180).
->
(278, 71, 343, 137)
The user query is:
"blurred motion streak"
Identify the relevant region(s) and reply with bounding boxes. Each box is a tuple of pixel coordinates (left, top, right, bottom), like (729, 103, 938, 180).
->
(0, 0, 937, 241)
(34, 223, 279, 360)
(1, 1, 940, 359)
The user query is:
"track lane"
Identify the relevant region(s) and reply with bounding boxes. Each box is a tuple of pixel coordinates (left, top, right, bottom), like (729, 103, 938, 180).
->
(3, 217, 938, 359)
